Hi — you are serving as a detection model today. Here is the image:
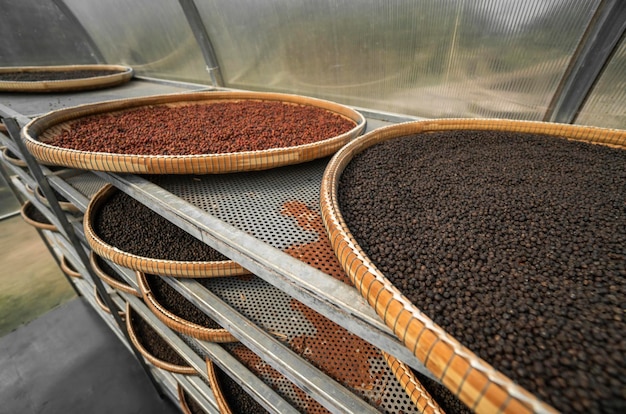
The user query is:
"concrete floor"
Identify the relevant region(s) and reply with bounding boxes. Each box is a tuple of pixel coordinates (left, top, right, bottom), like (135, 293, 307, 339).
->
(0, 297, 181, 414)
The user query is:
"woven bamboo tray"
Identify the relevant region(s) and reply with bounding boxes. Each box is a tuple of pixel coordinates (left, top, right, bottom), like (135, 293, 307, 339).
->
(60, 255, 81, 279)
(206, 358, 233, 414)
(137, 271, 238, 343)
(382, 352, 443, 414)
(126, 303, 197, 375)
(0, 64, 133, 92)
(20, 200, 58, 232)
(35, 185, 81, 214)
(89, 251, 141, 297)
(22, 91, 366, 174)
(320, 119, 626, 414)
(177, 383, 206, 414)
(93, 286, 125, 319)
(84, 184, 247, 278)
(1, 146, 28, 167)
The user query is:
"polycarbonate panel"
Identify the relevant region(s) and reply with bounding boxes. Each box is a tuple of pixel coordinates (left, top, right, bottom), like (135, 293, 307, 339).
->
(576, 36, 626, 129)
(0, 0, 97, 66)
(61, 0, 209, 83)
(195, 0, 599, 120)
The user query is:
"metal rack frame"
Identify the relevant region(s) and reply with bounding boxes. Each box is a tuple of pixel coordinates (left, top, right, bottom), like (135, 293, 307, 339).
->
(0, 77, 432, 413)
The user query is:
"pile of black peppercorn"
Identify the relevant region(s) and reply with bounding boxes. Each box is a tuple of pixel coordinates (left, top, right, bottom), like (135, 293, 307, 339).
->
(94, 190, 228, 262)
(145, 274, 222, 330)
(214, 364, 269, 413)
(338, 130, 626, 413)
(0, 70, 120, 82)
(129, 308, 189, 366)
(23, 202, 51, 224)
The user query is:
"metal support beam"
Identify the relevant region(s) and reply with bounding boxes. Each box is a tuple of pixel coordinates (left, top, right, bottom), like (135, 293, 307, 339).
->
(1, 118, 164, 399)
(177, 0, 224, 87)
(545, 0, 626, 124)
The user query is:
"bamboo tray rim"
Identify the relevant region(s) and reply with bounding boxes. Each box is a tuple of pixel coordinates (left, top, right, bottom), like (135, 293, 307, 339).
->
(60, 255, 81, 279)
(20, 200, 58, 232)
(1, 146, 28, 167)
(34, 184, 81, 214)
(382, 352, 443, 414)
(126, 303, 198, 375)
(22, 90, 366, 174)
(84, 184, 248, 278)
(206, 358, 233, 414)
(89, 251, 142, 297)
(321, 118, 626, 414)
(0, 64, 133, 91)
(93, 286, 125, 318)
(137, 270, 239, 343)
(177, 383, 202, 414)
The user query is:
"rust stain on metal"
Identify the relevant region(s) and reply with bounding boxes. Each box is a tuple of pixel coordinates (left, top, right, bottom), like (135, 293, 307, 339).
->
(226, 343, 329, 414)
(290, 299, 384, 393)
(281, 200, 351, 285)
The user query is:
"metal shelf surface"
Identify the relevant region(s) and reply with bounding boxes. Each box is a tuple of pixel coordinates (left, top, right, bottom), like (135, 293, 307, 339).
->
(0, 77, 431, 413)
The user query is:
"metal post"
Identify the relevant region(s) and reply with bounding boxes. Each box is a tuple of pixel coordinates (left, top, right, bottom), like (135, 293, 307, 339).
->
(544, 0, 626, 124)
(177, 0, 224, 87)
(0, 130, 83, 296)
(2, 118, 165, 398)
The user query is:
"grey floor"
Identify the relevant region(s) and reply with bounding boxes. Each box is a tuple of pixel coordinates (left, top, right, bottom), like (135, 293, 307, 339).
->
(0, 297, 181, 414)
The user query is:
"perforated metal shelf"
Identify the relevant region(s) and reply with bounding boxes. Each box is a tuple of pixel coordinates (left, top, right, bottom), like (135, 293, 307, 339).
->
(1, 78, 431, 414)
(189, 275, 420, 413)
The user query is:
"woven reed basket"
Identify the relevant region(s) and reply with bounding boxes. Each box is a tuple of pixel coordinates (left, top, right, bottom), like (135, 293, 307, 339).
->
(89, 251, 141, 297)
(320, 118, 626, 414)
(84, 184, 247, 278)
(137, 271, 238, 343)
(125, 303, 197, 375)
(0, 64, 133, 92)
(22, 91, 366, 174)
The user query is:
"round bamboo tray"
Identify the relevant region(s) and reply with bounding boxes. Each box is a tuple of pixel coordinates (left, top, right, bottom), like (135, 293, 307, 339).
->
(35, 185, 81, 214)
(22, 91, 366, 174)
(382, 353, 443, 414)
(177, 383, 208, 414)
(137, 271, 238, 343)
(126, 303, 197, 375)
(60, 255, 81, 279)
(20, 200, 58, 232)
(89, 251, 141, 297)
(0, 64, 133, 92)
(206, 358, 233, 414)
(1, 146, 27, 167)
(84, 184, 247, 278)
(93, 286, 125, 319)
(320, 119, 626, 414)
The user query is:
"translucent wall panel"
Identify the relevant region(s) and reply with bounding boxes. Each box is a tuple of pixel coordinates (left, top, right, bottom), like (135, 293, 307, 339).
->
(196, 0, 599, 120)
(0, 0, 97, 66)
(62, 0, 208, 83)
(576, 37, 626, 129)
